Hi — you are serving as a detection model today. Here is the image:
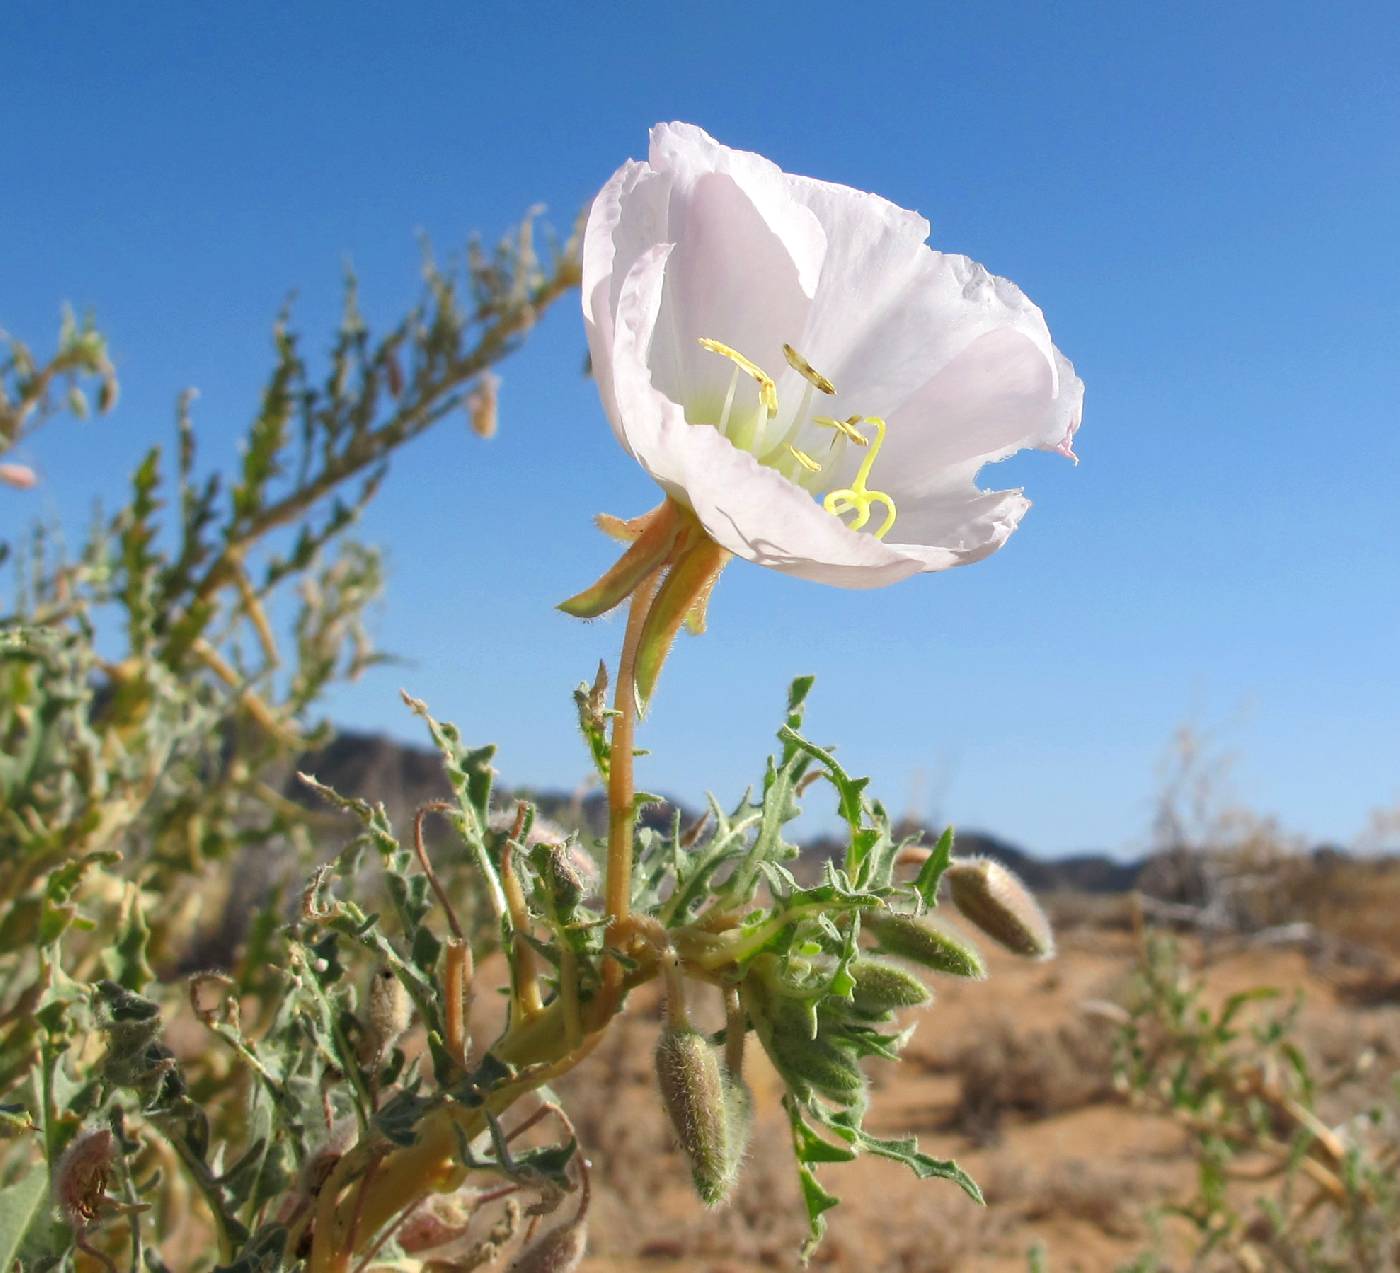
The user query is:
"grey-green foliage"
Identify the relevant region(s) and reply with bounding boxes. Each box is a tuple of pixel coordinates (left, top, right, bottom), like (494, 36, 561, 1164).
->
(1115, 935, 1400, 1272)
(0, 218, 1031, 1268)
(0, 209, 581, 1264)
(1, 645, 1001, 1269)
(0, 305, 118, 475)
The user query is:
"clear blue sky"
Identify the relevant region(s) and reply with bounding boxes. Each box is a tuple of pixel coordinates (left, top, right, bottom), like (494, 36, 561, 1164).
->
(4, 2, 1398, 856)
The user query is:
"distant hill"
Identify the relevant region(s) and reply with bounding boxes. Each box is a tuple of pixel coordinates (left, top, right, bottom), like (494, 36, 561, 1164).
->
(288, 728, 1143, 894)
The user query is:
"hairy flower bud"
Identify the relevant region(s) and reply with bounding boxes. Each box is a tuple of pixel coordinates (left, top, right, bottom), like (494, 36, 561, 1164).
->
(368, 967, 413, 1050)
(544, 842, 585, 910)
(56, 1127, 116, 1227)
(655, 1025, 736, 1205)
(945, 856, 1055, 960)
(0, 462, 38, 490)
(467, 371, 500, 439)
(770, 1022, 866, 1103)
(848, 957, 932, 1016)
(724, 1073, 754, 1175)
(863, 911, 986, 980)
(384, 351, 404, 398)
(746, 975, 866, 1104)
(510, 1219, 586, 1273)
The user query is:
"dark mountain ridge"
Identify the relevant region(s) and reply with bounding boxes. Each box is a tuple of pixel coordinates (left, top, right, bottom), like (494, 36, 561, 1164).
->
(289, 728, 1145, 893)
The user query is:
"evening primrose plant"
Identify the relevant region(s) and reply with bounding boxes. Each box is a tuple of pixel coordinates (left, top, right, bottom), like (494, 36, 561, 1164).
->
(0, 125, 1079, 1270)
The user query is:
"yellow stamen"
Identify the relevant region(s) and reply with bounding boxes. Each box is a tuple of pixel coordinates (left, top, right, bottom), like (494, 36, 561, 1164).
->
(822, 416, 898, 540)
(693, 340, 897, 540)
(812, 414, 869, 446)
(697, 338, 778, 418)
(781, 344, 836, 395)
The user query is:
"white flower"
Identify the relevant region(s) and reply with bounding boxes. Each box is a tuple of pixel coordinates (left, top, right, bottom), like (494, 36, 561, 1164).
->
(582, 123, 1083, 589)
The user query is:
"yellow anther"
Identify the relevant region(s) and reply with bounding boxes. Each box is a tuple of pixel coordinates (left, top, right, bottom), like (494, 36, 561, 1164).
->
(812, 415, 869, 446)
(822, 416, 898, 540)
(787, 445, 823, 473)
(781, 344, 836, 395)
(697, 337, 778, 417)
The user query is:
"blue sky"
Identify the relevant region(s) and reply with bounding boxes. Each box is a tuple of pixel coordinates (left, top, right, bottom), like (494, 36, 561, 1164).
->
(4, 2, 1398, 856)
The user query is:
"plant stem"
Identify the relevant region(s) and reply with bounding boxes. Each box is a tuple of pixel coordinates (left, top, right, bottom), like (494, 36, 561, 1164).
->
(601, 565, 664, 1002)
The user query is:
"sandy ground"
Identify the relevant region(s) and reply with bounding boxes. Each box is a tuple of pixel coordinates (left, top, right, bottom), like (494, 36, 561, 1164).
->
(554, 928, 1400, 1273)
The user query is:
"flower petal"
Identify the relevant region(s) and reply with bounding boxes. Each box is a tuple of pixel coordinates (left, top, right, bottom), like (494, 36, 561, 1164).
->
(583, 158, 671, 451)
(810, 249, 1064, 425)
(881, 327, 1062, 496)
(671, 425, 927, 588)
(887, 484, 1032, 570)
(608, 245, 924, 588)
(649, 124, 826, 297)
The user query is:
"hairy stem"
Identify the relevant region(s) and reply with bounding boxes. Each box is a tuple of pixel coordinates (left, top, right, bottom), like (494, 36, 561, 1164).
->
(600, 565, 665, 1004)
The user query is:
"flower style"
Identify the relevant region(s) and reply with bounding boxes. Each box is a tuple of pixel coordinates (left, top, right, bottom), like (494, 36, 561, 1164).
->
(582, 122, 1083, 589)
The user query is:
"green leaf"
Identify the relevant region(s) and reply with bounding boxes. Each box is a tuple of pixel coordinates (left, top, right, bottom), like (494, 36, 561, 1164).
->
(783, 1096, 852, 1264)
(822, 1111, 984, 1204)
(796, 1162, 840, 1263)
(0, 1169, 50, 1270)
(374, 1085, 438, 1147)
(786, 675, 815, 717)
(102, 888, 155, 991)
(912, 826, 955, 910)
(776, 725, 868, 835)
(212, 1223, 288, 1273)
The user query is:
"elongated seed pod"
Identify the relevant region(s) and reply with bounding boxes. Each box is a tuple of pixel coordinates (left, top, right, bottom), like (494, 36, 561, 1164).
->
(510, 1220, 587, 1273)
(848, 957, 932, 1016)
(655, 1026, 735, 1205)
(863, 912, 986, 980)
(945, 856, 1055, 960)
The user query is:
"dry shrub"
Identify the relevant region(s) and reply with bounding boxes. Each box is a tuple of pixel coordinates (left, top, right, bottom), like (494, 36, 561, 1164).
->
(1305, 856, 1400, 959)
(1042, 889, 1139, 933)
(988, 1159, 1143, 1241)
(820, 1195, 1009, 1273)
(948, 1014, 1116, 1143)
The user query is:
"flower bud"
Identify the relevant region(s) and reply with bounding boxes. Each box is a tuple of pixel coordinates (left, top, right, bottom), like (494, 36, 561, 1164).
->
(724, 1073, 754, 1175)
(384, 352, 404, 398)
(467, 371, 500, 439)
(747, 979, 866, 1104)
(768, 1022, 866, 1103)
(544, 842, 585, 910)
(848, 957, 931, 1016)
(510, 1219, 586, 1273)
(0, 463, 38, 490)
(863, 911, 986, 980)
(945, 856, 1055, 960)
(56, 1127, 115, 1227)
(368, 967, 412, 1050)
(655, 1025, 735, 1205)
